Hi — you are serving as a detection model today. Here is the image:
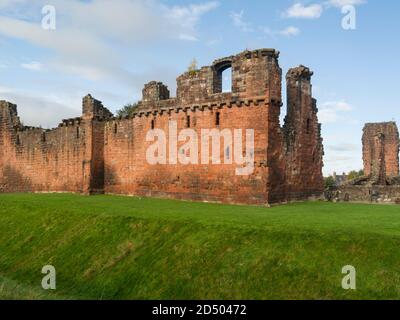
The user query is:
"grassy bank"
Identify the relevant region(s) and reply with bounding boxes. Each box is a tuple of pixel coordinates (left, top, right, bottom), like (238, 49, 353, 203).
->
(0, 193, 400, 300)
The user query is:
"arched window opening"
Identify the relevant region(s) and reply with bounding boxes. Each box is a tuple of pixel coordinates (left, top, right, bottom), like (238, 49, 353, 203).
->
(213, 59, 233, 94)
(76, 127, 80, 139)
(114, 123, 118, 134)
(151, 119, 155, 130)
(221, 67, 232, 93)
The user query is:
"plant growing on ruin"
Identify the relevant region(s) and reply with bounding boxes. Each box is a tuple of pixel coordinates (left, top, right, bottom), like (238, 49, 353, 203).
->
(116, 102, 139, 118)
(187, 58, 198, 76)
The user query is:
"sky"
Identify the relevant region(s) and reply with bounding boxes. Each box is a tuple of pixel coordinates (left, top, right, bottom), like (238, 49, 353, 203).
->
(0, 0, 399, 176)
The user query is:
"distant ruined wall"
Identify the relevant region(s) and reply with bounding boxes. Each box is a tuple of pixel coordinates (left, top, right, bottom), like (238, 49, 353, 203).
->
(0, 49, 324, 205)
(334, 122, 400, 204)
(363, 122, 399, 180)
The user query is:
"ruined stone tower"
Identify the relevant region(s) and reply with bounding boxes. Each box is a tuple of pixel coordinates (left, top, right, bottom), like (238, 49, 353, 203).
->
(336, 122, 400, 203)
(363, 122, 399, 182)
(0, 49, 324, 205)
(283, 66, 324, 200)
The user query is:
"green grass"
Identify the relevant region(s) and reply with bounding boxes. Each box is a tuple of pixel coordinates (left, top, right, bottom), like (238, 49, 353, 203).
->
(1, 193, 400, 300)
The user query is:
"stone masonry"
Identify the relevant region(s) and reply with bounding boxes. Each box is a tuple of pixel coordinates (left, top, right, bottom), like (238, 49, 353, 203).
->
(335, 122, 400, 203)
(363, 122, 399, 181)
(0, 49, 324, 205)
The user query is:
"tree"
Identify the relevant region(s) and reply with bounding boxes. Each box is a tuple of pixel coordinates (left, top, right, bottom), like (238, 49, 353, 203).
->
(324, 176, 336, 189)
(116, 103, 139, 118)
(347, 170, 364, 181)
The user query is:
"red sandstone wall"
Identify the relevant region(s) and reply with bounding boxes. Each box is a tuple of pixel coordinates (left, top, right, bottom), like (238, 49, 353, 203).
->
(282, 66, 324, 200)
(0, 103, 87, 193)
(0, 49, 325, 205)
(104, 99, 270, 205)
(363, 122, 399, 179)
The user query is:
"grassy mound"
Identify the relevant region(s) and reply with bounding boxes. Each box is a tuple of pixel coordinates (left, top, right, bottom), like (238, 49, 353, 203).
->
(1, 193, 400, 300)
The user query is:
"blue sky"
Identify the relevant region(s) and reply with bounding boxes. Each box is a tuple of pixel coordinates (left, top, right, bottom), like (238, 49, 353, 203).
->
(0, 0, 399, 176)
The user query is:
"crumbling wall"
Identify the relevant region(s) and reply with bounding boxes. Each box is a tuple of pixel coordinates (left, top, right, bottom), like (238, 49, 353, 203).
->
(363, 122, 399, 179)
(332, 185, 400, 204)
(334, 122, 400, 204)
(282, 66, 324, 201)
(0, 96, 112, 194)
(0, 49, 325, 205)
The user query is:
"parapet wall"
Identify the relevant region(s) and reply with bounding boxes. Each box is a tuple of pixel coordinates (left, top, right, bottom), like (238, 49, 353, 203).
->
(0, 49, 324, 205)
(0, 96, 112, 194)
(104, 98, 271, 204)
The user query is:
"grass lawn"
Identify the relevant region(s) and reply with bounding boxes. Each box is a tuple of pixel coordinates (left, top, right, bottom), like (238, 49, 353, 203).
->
(1, 193, 400, 300)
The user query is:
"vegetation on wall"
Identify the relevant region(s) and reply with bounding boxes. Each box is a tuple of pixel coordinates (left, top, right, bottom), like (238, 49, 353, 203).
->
(116, 103, 139, 118)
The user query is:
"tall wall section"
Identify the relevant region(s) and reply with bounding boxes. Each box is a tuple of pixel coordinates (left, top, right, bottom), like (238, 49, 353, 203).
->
(280, 66, 324, 201)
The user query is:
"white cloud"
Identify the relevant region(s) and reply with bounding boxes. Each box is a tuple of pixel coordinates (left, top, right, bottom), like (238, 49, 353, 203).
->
(327, 143, 358, 152)
(284, 3, 323, 19)
(318, 101, 353, 124)
(279, 26, 300, 36)
(167, 1, 219, 39)
(230, 10, 253, 32)
(0, 85, 80, 128)
(21, 61, 43, 71)
(0, 0, 219, 82)
(263, 26, 301, 38)
(328, 0, 366, 8)
(178, 34, 199, 42)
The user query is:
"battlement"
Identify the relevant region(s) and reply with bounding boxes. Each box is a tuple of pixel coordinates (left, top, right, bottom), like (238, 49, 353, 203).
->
(116, 96, 268, 121)
(58, 117, 83, 127)
(142, 81, 170, 102)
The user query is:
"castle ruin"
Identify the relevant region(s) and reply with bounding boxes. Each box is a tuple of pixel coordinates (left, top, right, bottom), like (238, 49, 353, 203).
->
(0, 49, 324, 205)
(336, 122, 400, 203)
